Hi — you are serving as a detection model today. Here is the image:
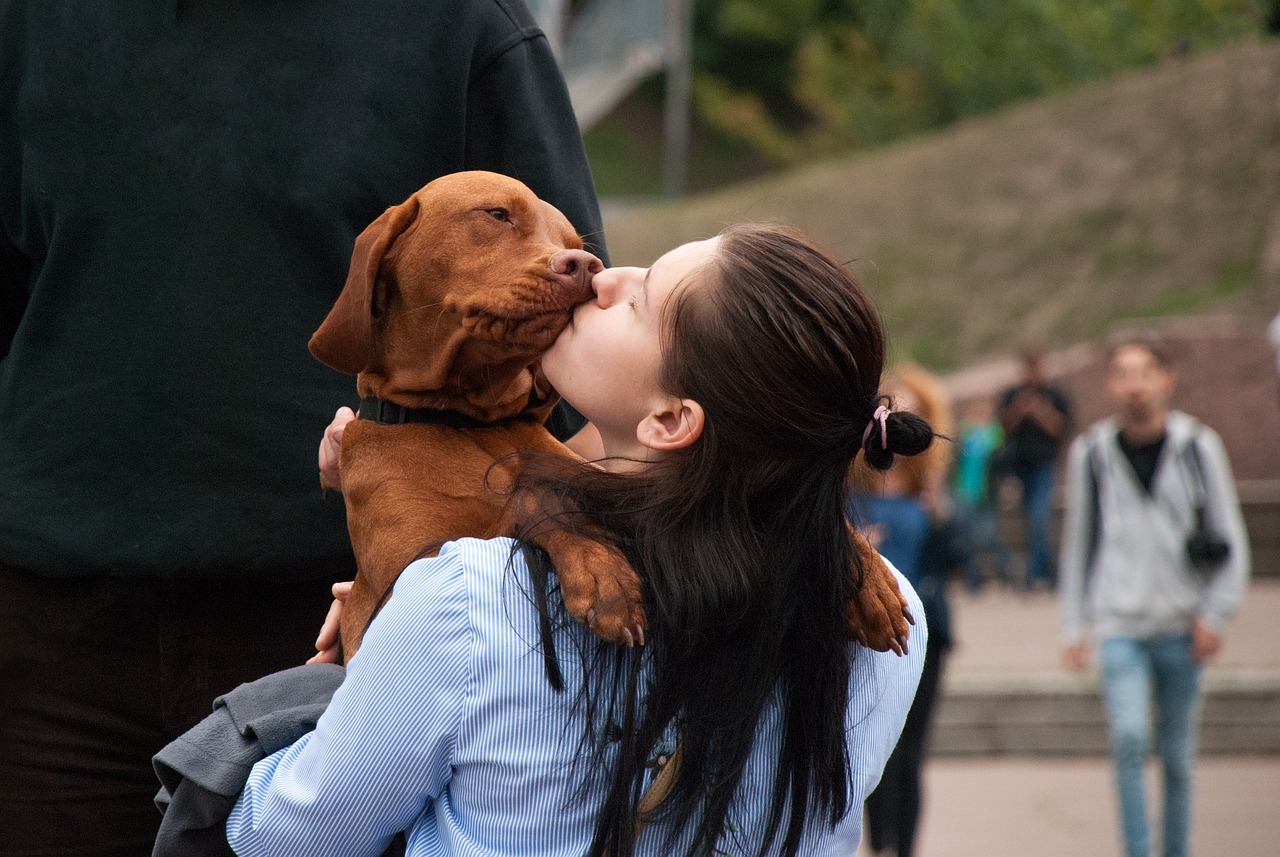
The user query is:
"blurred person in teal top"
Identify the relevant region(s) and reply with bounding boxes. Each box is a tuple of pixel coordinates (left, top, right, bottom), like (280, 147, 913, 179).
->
(951, 395, 1013, 592)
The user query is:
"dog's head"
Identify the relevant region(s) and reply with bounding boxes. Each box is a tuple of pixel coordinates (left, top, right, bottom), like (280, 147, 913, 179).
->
(309, 171, 602, 422)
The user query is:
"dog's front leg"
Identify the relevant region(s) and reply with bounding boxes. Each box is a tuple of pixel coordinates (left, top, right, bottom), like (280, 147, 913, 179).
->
(845, 525, 913, 655)
(494, 490, 646, 646)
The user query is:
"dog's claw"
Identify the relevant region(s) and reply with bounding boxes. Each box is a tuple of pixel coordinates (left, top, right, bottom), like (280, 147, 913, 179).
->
(530, 527, 646, 648)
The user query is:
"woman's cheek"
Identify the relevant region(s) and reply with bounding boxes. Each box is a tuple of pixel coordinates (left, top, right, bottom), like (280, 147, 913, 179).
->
(539, 341, 571, 391)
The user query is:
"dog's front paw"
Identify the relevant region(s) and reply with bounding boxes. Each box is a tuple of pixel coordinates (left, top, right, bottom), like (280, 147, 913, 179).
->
(846, 529, 913, 655)
(550, 536, 647, 647)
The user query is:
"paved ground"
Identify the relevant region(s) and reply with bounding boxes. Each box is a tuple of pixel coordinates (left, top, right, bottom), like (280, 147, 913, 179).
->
(904, 756, 1280, 857)
(944, 578, 1280, 676)
(856, 578, 1280, 856)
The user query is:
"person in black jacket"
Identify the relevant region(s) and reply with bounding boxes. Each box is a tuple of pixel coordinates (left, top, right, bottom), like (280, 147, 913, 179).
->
(997, 348, 1072, 590)
(0, 2, 605, 852)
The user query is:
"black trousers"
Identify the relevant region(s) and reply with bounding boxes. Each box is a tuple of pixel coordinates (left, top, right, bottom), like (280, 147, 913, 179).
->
(864, 631, 946, 857)
(0, 560, 347, 856)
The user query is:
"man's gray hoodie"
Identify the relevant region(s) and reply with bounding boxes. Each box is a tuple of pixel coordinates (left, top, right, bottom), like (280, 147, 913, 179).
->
(1059, 411, 1250, 644)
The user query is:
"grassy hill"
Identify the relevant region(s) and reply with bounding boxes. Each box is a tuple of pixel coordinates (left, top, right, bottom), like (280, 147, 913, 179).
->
(598, 38, 1280, 372)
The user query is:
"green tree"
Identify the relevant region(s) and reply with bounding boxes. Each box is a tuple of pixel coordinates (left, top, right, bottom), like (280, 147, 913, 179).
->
(687, 0, 1263, 167)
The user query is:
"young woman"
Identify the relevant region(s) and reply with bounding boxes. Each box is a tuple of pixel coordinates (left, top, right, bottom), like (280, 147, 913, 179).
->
(226, 224, 932, 857)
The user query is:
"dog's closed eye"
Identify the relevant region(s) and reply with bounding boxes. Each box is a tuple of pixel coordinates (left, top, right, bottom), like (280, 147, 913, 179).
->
(485, 208, 510, 222)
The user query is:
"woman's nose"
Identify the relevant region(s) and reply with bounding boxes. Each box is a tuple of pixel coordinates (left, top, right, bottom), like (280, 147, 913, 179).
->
(590, 267, 637, 308)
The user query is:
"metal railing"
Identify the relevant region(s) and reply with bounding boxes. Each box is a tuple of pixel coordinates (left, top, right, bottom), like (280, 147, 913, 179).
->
(526, 0, 665, 130)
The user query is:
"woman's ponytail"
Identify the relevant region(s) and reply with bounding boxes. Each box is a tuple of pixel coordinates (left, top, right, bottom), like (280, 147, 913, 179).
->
(860, 401, 935, 472)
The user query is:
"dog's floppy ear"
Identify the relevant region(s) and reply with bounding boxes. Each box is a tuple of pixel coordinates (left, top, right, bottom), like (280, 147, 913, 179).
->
(309, 196, 421, 374)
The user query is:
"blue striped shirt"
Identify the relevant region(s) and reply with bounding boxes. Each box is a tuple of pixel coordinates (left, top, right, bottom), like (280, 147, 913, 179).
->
(227, 537, 926, 856)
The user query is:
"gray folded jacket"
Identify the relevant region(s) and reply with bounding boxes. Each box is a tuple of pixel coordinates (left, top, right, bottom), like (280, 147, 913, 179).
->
(152, 662, 346, 857)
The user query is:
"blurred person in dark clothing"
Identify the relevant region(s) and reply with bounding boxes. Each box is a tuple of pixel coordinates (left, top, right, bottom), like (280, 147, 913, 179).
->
(0, 2, 605, 852)
(997, 348, 1072, 590)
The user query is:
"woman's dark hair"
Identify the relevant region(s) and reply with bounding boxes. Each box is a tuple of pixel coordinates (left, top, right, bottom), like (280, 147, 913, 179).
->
(511, 224, 933, 857)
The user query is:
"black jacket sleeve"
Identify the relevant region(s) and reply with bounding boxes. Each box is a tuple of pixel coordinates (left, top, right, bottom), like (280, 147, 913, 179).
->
(463, 15, 609, 266)
(0, 233, 28, 360)
(464, 6, 604, 441)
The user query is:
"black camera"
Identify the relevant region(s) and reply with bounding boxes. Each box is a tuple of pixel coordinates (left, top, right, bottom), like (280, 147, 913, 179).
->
(1186, 532, 1230, 567)
(1186, 508, 1229, 570)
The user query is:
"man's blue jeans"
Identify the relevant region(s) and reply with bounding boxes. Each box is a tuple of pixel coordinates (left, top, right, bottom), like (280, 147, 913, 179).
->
(1099, 634, 1203, 857)
(1012, 460, 1056, 587)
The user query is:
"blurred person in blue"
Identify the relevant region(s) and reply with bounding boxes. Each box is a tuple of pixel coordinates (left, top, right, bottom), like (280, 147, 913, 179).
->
(1059, 333, 1249, 857)
(848, 362, 955, 857)
(0, 1, 606, 851)
(221, 226, 931, 856)
(951, 395, 1013, 592)
(997, 348, 1072, 590)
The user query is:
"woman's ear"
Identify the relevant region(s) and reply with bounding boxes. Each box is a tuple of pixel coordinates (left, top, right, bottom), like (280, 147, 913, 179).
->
(637, 398, 704, 452)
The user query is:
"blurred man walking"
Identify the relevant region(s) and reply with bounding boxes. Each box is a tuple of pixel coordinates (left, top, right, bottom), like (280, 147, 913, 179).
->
(1058, 334, 1249, 857)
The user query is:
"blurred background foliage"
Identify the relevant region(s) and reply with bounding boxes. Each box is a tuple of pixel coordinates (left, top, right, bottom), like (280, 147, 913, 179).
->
(585, 0, 1266, 196)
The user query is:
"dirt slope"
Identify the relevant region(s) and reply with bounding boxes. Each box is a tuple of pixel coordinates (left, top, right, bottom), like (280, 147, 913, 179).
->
(601, 38, 1280, 372)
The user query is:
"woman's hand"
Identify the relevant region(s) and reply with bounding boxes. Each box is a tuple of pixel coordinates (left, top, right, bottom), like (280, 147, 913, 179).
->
(319, 406, 357, 492)
(307, 580, 353, 665)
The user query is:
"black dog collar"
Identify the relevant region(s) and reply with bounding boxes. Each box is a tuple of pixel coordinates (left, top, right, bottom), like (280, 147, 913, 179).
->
(358, 396, 490, 429)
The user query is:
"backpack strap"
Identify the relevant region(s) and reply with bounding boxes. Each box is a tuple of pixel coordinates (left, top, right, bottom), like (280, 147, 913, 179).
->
(1084, 434, 1104, 574)
(1176, 422, 1219, 547)
(1179, 425, 1210, 508)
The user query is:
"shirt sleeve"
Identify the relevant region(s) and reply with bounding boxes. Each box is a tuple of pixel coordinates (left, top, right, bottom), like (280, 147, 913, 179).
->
(1195, 429, 1251, 633)
(834, 565, 929, 852)
(464, 28, 609, 265)
(226, 545, 475, 856)
(1058, 435, 1093, 643)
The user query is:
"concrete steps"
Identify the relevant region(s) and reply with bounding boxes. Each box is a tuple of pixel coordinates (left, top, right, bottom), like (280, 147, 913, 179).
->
(933, 668, 1280, 756)
(932, 580, 1280, 757)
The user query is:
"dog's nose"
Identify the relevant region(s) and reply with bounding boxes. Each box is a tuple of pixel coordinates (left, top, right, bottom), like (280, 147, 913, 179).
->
(548, 249, 604, 299)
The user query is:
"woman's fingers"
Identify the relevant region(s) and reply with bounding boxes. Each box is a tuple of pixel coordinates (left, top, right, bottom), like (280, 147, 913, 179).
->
(318, 407, 357, 492)
(307, 580, 354, 665)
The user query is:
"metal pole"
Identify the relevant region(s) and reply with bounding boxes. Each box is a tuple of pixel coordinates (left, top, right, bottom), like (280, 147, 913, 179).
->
(529, 0, 566, 62)
(662, 0, 692, 198)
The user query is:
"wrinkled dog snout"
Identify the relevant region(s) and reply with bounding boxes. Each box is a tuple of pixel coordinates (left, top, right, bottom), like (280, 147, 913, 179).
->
(548, 249, 604, 302)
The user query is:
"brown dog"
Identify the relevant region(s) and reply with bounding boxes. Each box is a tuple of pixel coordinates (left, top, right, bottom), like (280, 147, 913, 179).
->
(310, 171, 911, 660)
